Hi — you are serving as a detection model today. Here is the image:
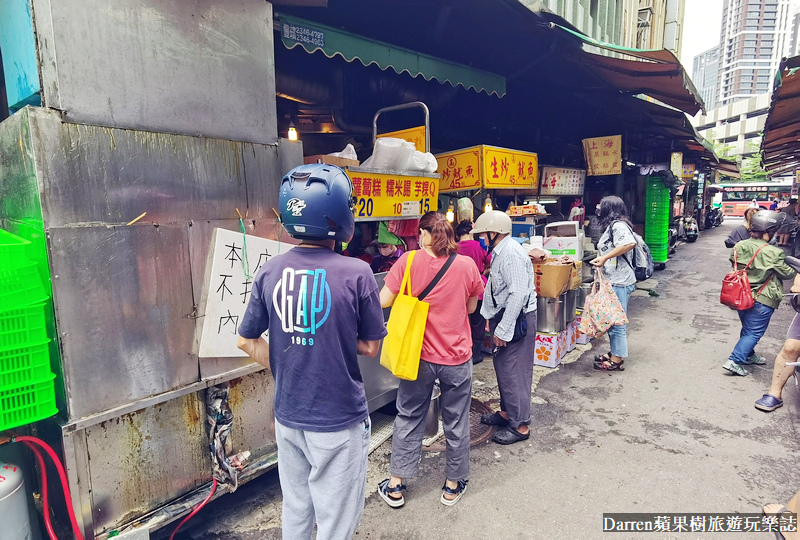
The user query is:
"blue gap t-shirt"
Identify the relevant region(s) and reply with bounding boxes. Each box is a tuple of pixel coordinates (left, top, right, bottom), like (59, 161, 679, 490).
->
(238, 246, 387, 432)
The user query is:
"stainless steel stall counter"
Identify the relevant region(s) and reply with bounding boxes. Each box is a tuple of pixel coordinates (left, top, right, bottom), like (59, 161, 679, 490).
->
(358, 271, 400, 412)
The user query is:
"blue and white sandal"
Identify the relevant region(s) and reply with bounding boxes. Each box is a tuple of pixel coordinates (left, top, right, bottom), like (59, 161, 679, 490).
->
(378, 478, 405, 508)
(440, 479, 468, 506)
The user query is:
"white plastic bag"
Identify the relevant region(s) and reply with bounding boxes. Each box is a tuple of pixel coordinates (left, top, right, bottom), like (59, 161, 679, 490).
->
(327, 143, 358, 161)
(362, 137, 416, 170)
(411, 150, 438, 173)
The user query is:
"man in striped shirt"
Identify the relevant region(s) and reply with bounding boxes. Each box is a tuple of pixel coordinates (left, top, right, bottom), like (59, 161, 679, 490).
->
(472, 210, 544, 445)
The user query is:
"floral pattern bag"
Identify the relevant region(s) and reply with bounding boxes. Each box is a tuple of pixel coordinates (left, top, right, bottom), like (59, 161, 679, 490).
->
(578, 268, 629, 338)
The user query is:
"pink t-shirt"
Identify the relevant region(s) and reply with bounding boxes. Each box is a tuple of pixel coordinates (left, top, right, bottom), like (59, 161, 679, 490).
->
(457, 240, 491, 299)
(385, 250, 484, 365)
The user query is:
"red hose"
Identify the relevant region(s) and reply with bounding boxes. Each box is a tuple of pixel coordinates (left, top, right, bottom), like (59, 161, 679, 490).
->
(13, 436, 83, 540)
(21, 441, 58, 540)
(168, 478, 217, 540)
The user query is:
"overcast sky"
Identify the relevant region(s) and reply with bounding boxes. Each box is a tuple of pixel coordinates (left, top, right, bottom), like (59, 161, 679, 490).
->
(679, 0, 724, 70)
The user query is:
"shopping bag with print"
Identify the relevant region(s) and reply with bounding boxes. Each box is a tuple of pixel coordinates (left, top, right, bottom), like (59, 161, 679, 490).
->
(578, 269, 628, 338)
(380, 251, 427, 381)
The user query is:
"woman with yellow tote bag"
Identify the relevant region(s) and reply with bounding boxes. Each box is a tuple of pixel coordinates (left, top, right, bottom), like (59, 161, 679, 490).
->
(377, 212, 484, 508)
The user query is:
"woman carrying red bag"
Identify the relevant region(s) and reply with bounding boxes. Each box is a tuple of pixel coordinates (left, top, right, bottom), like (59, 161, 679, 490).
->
(723, 210, 796, 376)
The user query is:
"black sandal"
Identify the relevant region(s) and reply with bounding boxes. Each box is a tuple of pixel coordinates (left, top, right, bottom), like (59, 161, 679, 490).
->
(440, 479, 468, 506)
(378, 479, 406, 508)
(594, 359, 624, 371)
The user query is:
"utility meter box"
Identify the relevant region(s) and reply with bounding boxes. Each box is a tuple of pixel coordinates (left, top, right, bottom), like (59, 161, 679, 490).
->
(544, 221, 584, 261)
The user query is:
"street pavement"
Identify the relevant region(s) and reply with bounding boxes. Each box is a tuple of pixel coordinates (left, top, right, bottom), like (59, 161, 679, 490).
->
(165, 219, 800, 540)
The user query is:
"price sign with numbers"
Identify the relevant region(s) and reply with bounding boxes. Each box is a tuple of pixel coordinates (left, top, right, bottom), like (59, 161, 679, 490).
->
(345, 168, 440, 221)
(540, 167, 586, 196)
(437, 145, 539, 192)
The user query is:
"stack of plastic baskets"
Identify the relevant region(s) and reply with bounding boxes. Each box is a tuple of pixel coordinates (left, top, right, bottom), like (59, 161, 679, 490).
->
(645, 178, 670, 264)
(0, 229, 58, 432)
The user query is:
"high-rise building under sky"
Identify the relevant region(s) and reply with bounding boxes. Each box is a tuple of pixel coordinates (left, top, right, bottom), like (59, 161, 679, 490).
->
(692, 46, 720, 109)
(716, 0, 790, 106)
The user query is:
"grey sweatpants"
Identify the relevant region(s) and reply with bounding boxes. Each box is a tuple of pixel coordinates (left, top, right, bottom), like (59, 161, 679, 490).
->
(492, 311, 537, 429)
(275, 417, 370, 540)
(390, 359, 472, 481)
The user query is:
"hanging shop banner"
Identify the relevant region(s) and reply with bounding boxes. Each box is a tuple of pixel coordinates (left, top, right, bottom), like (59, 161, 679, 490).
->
(682, 164, 695, 178)
(378, 126, 427, 152)
(582, 135, 622, 176)
(670, 152, 683, 178)
(346, 168, 439, 220)
(436, 145, 539, 192)
(540, 167, 587, 196)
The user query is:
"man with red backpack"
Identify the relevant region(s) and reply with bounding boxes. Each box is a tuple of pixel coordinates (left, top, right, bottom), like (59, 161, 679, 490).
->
(724, 210, 796, 376)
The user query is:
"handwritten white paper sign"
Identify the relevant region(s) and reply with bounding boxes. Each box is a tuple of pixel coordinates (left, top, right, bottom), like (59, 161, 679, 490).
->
(198, 228, 294, 358)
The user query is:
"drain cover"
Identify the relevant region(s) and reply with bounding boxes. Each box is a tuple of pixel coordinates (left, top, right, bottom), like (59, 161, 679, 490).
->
(424, 398, 495, 452)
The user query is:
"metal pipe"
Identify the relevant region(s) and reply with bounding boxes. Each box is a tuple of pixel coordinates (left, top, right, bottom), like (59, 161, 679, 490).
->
(372, 102, 430, 152)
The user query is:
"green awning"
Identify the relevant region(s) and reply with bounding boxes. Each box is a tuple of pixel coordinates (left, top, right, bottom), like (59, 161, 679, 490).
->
(278, 14, 506, 97)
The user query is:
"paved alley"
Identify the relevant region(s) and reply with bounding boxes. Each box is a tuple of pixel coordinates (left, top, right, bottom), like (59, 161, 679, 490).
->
(168, 220, 800, 540)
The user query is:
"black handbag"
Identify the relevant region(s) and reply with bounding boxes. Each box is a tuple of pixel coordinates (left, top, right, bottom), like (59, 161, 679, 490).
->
(489, 284, 529, 343)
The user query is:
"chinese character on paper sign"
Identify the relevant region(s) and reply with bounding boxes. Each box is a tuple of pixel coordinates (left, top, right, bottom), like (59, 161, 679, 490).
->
(528, 162, 535, 178)
(594, 151, 600, 157)
(604, 138, 614, 148)
(491, 157, 499, 178)
(362, 177, 372, 197)
(603, 151, 609, 157)
(373, 179, 382, 196)
(403, 180, 412, 196)
(217, 274, 233, 300)
(603, 162, 609, 169)
(453, 167, 463, 184)
(218, 310, 239, 334)
(466, 165, 474, 177)
(225, 243, 242, 269)
(518, 161, 525, 178)
(689, 516, 706, 532)
(441, 169, 450, 183)
(386, 179, 396, 197)
(500, 158, 509, 179)
(351, 177, 362, 197)
(241, 280, 252, 304)
(590, 141, 598, 150)
(707, 516, 725, 532)
(255, 250, 270, 272)
(672, 516, 688, 532)
(612, 150, 618, 156)
(414, 181, 423, 196)
(421, 182, 430, 196)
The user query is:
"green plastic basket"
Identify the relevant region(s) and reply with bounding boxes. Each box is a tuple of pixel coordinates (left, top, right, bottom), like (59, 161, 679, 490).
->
(0, 303, 47, 351)
(0, 340, 51, 391)
(0, 263, 48, 311)
(0, 374, 57, 431)
(0, 229, 32, 269)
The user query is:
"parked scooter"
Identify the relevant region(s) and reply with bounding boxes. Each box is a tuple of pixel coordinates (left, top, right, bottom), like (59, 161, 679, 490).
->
(705, 206, 724, 228)
(684, 216, 699, 242)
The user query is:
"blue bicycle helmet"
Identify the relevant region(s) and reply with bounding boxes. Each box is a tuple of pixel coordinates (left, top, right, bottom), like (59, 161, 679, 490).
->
(278, 164, 355, 242)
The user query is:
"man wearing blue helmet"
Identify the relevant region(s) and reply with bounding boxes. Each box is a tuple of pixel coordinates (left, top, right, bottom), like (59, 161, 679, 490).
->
(237, 164, 387, 539)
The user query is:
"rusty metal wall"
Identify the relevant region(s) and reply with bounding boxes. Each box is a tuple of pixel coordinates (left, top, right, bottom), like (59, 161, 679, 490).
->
(15, 107, 301, 420)
(30, 0, 277, 145)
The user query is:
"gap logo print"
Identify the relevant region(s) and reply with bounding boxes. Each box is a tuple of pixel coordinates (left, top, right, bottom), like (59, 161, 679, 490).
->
(272, 267, 331, 344)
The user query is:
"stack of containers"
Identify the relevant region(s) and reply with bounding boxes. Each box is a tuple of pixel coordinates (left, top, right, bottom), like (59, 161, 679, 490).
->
(645, 177, 670, 264)
(0, 230, 58, 431)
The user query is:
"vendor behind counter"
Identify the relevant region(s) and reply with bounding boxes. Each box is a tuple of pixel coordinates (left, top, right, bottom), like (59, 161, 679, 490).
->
(370, 222, 405, 273)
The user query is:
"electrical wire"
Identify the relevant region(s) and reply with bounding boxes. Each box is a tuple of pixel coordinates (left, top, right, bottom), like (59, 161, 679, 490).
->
(21, 441, 57, 540)
(13, 436, 84, 540)
(168, 478, 217, 540)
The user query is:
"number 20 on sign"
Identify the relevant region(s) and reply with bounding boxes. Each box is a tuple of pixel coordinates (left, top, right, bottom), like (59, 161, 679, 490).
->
(349, 171, 438, 219)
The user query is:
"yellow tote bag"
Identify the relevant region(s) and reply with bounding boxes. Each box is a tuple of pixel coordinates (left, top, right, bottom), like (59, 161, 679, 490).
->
(380, 251, 428, 381)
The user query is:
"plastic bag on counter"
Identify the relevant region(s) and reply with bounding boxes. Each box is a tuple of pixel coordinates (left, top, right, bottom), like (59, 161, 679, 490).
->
(327, 143, 358, 161)
(362, 137, 416, 170)
(362, 137, 438, 173)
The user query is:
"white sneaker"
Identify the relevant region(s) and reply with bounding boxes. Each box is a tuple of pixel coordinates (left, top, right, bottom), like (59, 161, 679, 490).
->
(723, 359, 748, 376)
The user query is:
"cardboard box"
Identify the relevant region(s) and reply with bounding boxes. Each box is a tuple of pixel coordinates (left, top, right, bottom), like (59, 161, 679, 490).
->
(303, 155, 360, 168)
(535, 332, 565, 368)
(533, 258, 573, 298)
(569, 261, 583, 290)
(543, 221, 585, 261)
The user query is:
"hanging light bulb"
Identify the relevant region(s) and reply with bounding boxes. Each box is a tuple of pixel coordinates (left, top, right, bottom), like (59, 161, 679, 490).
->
(288, 122, 298, 141)
(446, 201, 455, 222)
(484, 194, 493, 213)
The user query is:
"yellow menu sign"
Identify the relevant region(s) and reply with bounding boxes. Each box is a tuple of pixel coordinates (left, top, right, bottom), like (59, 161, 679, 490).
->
(436, 145, 539, 192)
(345, 168, 439, 220)
(378, 126, 427, 152)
